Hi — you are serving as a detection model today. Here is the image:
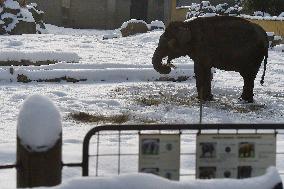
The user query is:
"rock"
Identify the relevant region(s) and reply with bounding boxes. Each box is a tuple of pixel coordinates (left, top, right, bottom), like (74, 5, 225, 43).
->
(0, 25, 5, 34)
(2, 17, 14, 26)
(0, 0, 47, 35)
(3, 6, 20, 15)
(10, 20, 36, 34)
(120, 21, 149, 37)
(17, 74, 31, 83)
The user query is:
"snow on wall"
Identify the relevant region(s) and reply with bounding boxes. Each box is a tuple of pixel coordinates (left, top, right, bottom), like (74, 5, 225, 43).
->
(241, 14, 284, 21)
(50, 167, 282, 189)
(17, 95, 62, 152)
(0, 67, 194, 82)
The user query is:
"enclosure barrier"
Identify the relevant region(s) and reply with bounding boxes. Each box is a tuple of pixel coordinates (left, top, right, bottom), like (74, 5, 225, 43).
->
(81, 124, 284, 177)
(1, 123, 284, 186)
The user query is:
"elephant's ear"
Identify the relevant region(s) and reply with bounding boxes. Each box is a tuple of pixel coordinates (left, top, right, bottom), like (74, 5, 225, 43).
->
(166, 21, 191, 48)
(176, 25, 191, 47)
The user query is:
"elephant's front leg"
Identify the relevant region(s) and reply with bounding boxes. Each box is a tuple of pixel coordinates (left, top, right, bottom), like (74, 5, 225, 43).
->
(194, 63, 213, 101)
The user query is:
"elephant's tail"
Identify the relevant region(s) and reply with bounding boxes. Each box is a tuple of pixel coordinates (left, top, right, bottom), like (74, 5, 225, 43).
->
(260, 52, 268, 86)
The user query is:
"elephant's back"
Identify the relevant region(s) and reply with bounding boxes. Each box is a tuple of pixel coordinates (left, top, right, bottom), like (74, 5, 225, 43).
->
(190, 16, 267, 49)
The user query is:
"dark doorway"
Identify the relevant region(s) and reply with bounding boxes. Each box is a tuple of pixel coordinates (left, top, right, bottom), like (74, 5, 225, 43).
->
(130, 0, 148, 22)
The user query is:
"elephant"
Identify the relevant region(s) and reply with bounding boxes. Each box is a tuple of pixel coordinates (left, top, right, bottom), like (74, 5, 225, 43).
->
(152, 16, 269, 103)
(239, 143, 254, 158)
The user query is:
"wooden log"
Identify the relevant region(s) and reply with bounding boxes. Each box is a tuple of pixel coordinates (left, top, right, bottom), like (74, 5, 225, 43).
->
(16, 135, 62, 188)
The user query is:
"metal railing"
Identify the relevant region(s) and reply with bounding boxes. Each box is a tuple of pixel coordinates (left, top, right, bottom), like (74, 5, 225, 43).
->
(1, 124, 284, 178)
(81, 124, 284, 177)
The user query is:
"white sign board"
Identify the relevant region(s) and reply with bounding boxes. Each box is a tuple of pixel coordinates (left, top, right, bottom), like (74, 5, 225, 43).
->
(139, 134, 180, 180)
(196, 134, 276, 179)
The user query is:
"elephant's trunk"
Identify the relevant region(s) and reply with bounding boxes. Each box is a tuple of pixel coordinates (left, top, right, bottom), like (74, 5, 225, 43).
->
(152, 47, 171, 74)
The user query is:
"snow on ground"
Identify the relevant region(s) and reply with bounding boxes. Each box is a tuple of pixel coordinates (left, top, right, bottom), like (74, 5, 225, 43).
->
(45, 167, 282, 189)
(0, 24, 283, 188)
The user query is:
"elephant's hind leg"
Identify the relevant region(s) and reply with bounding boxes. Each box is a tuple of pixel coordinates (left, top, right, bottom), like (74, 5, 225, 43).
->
(240, 72, 257, 103)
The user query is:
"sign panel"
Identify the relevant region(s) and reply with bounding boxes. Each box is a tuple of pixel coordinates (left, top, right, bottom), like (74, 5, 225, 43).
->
(139, 134, 180, 180)
(196, 134, 276, 179)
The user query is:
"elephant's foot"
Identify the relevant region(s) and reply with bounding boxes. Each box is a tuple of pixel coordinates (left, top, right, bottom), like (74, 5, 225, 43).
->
(239, 96, 254, 103)
(198, 94, 214, 101)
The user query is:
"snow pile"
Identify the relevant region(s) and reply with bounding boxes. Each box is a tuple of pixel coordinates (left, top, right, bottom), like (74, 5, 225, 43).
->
(48, 167, 282, 189)
(241, 14, 284, 21)
(0, 50, 80, 63)
(253, 11, 271, 17)
(184, 1, 284, 20)
(0, 0, 47, 34)
(240, 11, 284, 21)
(273, 44, 284, 52)
(186, 1, 242, 19)
(121, 19, 165, 31)
(103, 19, 165, 39)
(150, 20, 165, 30)
(0, 66, 194, 83)
(121, 19, 149, 30)
(17, 94, 62, 152)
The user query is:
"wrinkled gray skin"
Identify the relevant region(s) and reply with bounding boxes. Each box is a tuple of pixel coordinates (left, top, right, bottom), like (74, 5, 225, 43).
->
(152, 16, 269, 103)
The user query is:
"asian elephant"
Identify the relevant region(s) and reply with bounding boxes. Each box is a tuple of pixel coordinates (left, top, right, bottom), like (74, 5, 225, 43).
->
(152, 16, 269, 103)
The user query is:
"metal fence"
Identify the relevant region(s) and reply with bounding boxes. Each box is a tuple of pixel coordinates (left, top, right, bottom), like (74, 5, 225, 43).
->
(1, 124, 284, 179)
(81, 124, 284, 177)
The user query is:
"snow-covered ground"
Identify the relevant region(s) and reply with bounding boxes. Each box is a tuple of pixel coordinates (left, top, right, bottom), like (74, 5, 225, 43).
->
(48, 167, 283, 189)
(0, 24, 283, 188)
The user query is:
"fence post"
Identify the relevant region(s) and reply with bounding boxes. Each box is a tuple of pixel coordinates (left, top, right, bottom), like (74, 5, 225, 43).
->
(16, 95, 62, 188)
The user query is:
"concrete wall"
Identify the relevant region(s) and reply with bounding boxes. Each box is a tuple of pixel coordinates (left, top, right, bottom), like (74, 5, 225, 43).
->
(112, 0, 131, 29)
(148, 0, 164, 23)
(28, 0, 167, 29)
(163, 0, 172, 25)
(68, 0, 107, 29)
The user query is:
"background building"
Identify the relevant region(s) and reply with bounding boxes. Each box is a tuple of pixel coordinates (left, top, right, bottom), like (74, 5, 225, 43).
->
(28, 0, 172, 29)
